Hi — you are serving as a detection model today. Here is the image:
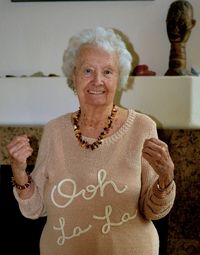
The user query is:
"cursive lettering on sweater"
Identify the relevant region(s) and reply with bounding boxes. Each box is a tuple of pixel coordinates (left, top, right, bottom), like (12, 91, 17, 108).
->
(53, 217, 92, 245)
(53, 205, 137, 245)
(93, 205, 137, 234)
(51, 169, 128, 208)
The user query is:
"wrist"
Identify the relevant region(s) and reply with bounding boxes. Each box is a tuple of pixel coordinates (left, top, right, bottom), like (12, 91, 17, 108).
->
(158, 173, 174, 190)
(153, 179, 174, 199)
(11, 172, 32, 190)
(157, 179, 173, 191)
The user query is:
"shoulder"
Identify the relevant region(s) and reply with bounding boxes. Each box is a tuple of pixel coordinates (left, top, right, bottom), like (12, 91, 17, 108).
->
(127, 108, 156, 126)
(43, 113, 71, 132)
(133, 110, 156, 128)
(128, 109, 157, 137)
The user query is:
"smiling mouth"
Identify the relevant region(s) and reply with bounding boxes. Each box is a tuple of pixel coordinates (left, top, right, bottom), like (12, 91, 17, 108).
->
(88, 90, 105, 95)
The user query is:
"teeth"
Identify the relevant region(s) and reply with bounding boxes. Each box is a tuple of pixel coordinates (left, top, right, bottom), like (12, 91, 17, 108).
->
(88, 90, 104, 94)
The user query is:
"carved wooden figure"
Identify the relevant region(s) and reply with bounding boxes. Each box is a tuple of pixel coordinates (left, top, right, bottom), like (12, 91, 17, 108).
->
(165, 0, 196, 76)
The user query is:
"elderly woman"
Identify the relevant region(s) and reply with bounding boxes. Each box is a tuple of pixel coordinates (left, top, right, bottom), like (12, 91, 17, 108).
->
(7, 27, 175, 255)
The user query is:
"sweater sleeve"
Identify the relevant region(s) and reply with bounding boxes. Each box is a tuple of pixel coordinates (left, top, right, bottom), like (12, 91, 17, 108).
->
(139, 120, 176, 221)
(13, 123, 50, 219)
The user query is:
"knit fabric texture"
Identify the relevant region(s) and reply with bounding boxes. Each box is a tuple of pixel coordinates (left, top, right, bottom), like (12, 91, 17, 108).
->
(14, 109, 176, 255)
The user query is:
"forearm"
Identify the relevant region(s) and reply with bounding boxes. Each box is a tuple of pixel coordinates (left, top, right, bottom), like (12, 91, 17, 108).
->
(12, 169, 35, 200)
(15, 180, 35, 200)
(13, 176, 46, 219)
(141, 180, 176, 220)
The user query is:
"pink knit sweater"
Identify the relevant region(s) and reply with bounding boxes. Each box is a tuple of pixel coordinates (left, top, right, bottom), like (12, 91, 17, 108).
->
(14, 109, 176, 255)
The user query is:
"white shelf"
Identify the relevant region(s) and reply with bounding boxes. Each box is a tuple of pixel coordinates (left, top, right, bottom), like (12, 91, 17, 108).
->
(121, 76, 200, 129)
(0, 76, 200, 128)
(0, 77, 78, 126)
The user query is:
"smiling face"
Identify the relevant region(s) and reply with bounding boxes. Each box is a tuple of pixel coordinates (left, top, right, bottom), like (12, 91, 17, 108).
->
(72, 44, 119, 109)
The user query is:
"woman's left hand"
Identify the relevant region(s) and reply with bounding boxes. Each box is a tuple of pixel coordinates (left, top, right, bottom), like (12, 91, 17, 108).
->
(142, 137, 174, 189)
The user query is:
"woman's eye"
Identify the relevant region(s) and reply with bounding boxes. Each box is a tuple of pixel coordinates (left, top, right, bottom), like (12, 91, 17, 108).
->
(104, 70, 112, 76)
(84, 68, 93, 75)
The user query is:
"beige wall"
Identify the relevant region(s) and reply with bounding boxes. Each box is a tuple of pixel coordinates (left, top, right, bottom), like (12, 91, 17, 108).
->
(0, 0, 200, 77)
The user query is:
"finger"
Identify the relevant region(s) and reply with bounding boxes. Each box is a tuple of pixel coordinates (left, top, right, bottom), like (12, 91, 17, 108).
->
(142, 146, 168, 171)
(142, 152, 159, 172)
(7, 135, 30, 149)
(143, 139, 169, 160)
(10, 144, 33, 163)
(142, 145, 163, 161)
(12, 142, 33, 155)
(12, 144, 33, 157)
(10, 146, 33, 171)
(7, 137, 31, 156)
(143, 149, 174, 178)
(144, 138, 168, 151)
(143, 153, 167, 177)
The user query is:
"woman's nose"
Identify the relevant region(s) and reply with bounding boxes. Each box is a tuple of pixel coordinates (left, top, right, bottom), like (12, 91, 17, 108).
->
(93, 71, 103, 85)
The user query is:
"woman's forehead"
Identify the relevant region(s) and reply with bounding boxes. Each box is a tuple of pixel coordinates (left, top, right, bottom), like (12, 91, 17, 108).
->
(76, 45, 117, 63)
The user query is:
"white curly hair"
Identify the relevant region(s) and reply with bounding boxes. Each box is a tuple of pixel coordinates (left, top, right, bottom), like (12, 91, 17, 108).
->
(62, 26, 132, 90)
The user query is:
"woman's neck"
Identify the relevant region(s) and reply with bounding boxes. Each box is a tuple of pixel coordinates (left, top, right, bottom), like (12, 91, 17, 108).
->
(72, 105, 128, 139)
(79, 105, 114, 129)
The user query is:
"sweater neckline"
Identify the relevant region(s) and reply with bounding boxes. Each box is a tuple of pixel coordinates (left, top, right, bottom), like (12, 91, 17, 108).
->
(70, 109, 136, 146)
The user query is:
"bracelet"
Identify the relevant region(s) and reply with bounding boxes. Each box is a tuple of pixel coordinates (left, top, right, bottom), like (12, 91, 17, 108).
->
(11, 174, 32, 190)
(156, 179, 173, 192)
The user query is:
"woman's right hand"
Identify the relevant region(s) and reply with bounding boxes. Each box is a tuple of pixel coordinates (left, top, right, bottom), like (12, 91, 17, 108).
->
(6, 134, 33, 175)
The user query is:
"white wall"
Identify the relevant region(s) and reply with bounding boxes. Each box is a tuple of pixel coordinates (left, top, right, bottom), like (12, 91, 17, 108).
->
(1, 0, 200, 77)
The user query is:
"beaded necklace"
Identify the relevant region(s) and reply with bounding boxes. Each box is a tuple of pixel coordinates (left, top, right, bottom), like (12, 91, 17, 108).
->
(73, 105, 117, 150)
